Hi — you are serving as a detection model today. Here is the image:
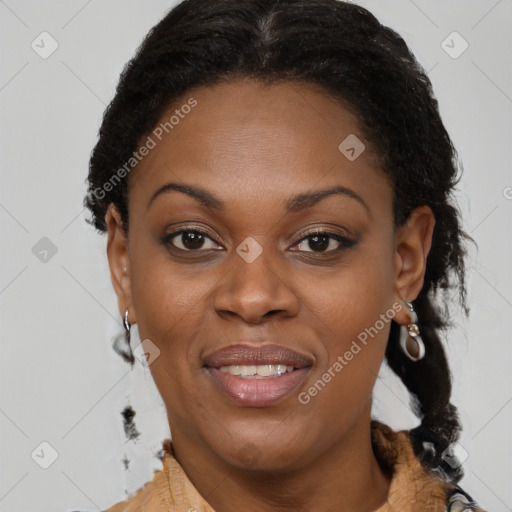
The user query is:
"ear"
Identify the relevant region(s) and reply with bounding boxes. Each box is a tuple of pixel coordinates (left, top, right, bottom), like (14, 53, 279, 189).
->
(392, 205, 435, 323)
(105, 204, 135, 323)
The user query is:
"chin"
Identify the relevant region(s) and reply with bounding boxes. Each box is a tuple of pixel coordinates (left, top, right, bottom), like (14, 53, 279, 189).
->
(207, 422, 313, 473)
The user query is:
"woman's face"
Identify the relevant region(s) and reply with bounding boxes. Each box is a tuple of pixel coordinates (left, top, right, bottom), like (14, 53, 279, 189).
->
(106, 78, 433, 472)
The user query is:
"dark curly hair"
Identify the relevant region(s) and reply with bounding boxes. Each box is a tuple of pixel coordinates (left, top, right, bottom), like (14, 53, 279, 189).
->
(85, 0, 473, 484)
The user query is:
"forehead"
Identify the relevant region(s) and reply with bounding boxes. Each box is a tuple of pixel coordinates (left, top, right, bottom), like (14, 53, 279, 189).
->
(128, 78, 391, 218)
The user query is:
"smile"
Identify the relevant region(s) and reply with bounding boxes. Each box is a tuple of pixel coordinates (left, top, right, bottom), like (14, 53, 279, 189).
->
(219, 364, 295, 378)
(203, 344, 313, 406)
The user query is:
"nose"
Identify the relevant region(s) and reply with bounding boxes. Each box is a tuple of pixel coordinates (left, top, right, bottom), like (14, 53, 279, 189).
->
(212, 248, 299, 325)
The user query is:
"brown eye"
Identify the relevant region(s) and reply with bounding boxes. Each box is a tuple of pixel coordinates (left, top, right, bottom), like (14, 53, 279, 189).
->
(163, 229, 222, 252)
(293, 231, 355, 253)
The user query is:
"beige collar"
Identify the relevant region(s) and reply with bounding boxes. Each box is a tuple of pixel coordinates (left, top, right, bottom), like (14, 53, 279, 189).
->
(371, 421, 452, 512)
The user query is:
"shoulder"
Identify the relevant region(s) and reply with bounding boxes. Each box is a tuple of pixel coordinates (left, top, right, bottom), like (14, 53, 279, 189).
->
(445, 486, 487, 512)
(101, 478, 162, 512)
(101, 439, 214, 512)
(101, 459, 171, 512)
(371, 421, 487, 512)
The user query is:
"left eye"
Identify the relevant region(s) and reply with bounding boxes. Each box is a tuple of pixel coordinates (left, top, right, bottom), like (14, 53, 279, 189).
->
(292, 231, 354, 253)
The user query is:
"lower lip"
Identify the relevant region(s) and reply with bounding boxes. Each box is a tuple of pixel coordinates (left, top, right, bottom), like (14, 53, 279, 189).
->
(207, 367, 310, 407)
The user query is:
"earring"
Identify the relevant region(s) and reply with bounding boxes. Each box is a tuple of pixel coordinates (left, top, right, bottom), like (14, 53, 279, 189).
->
(399, 300, 425, 362)
(112, 309, 135, 366)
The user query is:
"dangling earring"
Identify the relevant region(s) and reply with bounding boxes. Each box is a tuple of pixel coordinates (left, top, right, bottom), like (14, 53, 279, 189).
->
(399, 300, 425, 362)
(112, 309, 135, 366)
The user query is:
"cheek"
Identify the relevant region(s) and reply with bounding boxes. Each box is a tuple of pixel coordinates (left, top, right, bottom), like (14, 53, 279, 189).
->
(129, 237, 220, 367)
(129, 258, 217, 424)
(303, 242, 395, 346)
(132, 268, 216, 355)
(298, 240, 395, 402)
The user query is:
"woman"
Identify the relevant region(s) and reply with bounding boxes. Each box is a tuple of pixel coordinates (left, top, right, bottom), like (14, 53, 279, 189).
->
(85, 0, 486, 510)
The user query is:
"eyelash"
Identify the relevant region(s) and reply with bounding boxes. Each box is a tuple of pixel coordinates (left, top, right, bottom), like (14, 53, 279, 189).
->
(161, 227, 355, 254)
(294, 230, 356, 252)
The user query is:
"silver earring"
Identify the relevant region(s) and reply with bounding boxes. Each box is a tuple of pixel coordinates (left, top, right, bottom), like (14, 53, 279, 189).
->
(399, 301, 425, 362)
(112, 309, 135, 366)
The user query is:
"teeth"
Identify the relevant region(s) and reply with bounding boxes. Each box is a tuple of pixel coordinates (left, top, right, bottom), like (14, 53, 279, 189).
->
(240, 365, 257, 376)
(219, 364, 296, 378)
(257, 364, 278, 377)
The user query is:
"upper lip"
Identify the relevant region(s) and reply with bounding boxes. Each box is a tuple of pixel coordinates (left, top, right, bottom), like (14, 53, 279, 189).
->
(203, 344, 314, 369)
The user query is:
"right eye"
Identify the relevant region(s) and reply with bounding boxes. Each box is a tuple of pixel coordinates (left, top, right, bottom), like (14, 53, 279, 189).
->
(161, 228, 223, 252)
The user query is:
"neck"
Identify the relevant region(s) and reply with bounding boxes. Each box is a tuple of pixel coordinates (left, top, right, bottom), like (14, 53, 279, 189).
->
(170, 411, 391, 512)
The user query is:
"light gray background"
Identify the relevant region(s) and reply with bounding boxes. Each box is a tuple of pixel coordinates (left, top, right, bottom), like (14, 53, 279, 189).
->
(0, 1, 511, 511)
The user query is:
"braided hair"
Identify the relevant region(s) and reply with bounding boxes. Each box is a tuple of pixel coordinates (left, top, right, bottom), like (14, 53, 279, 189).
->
(85, 0, 472, 483)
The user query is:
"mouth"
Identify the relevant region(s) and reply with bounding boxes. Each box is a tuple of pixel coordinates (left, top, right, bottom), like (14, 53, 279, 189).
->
(203, 344, 313, 407)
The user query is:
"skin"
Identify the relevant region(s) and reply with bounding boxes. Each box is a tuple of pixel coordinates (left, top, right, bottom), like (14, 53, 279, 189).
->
(105, 78, 435, 512)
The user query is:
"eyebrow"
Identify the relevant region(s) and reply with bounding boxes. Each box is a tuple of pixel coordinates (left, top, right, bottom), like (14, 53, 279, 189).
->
(147, 182, 369, 213)
(148, 183, 224, 211)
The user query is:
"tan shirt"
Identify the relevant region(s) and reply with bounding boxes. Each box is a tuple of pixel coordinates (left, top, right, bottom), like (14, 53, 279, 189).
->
(104, 422, 485, 512)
